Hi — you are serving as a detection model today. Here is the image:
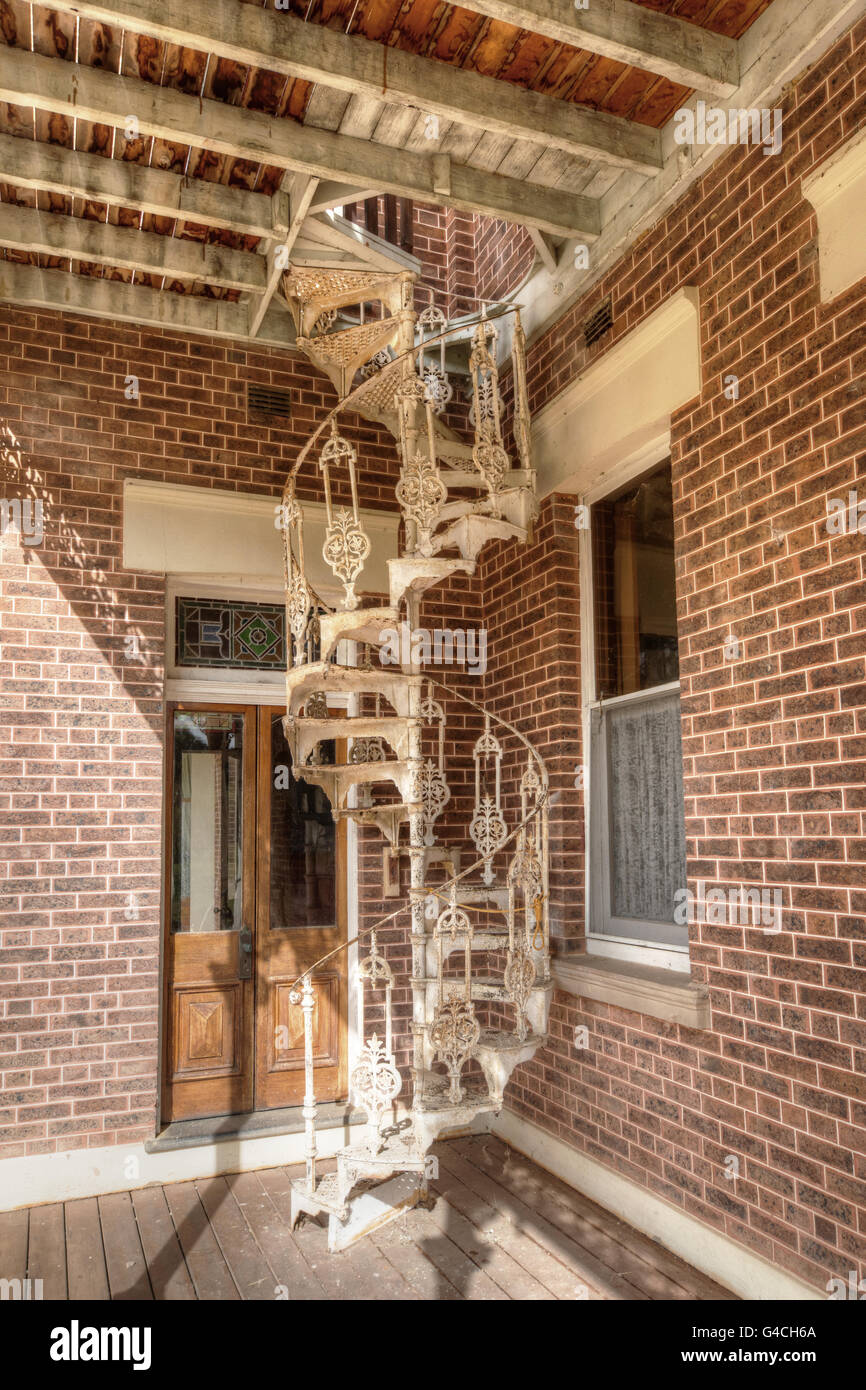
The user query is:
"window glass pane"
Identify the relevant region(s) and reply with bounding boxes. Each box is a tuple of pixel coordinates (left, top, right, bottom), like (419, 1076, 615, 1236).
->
(592, 460, 679, 698)
(269, 715, 337, 929)
(605, 692, 687, 927)
(171, 711, 244, 933)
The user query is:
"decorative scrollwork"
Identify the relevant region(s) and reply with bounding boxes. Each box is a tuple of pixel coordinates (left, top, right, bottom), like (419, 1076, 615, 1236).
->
(395, 449, 446, 546)
(350, 737, 386, 763)
(472, 439, 508, 496)
(287, 567, 312, 666)
(311, 307, 337, 337)
(418, 758, 450, 846)
(470, 795, 507, 884)
(429, 999, 480, 1104)
(508, 831, 544, 901)
(474, 720, 502, 761)
(360, 348, 392, 378)
(435, 886, 471, 941)
(322, 507, 371, 609)
(350, 1034, 402, 1134)
(504, 944, 537, 1042)
(304, 690, 328, 719)
(422, 363, 453, 415)
(358, 938, 394, 989)
(521, 757, 543, 802)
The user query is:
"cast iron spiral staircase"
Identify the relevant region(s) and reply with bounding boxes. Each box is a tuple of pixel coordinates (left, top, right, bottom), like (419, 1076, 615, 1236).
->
(276, 246, 552, 1251)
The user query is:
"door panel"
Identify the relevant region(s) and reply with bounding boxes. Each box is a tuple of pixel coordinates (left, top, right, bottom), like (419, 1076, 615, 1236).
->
(269, 971, 341, 1072)
(163, 706, 255, 1122)
(173, 984, 242, 1077)
(254, 708, 347, 1109)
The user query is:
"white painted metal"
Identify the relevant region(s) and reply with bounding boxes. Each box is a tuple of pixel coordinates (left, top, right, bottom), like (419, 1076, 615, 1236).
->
(282, 249, 551, 1249)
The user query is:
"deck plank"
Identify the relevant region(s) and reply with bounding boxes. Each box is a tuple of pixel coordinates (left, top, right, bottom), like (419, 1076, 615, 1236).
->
(434, 1145, 594, 1299)
(459, 1136, 733, 1300)
(26, 1202, 67, 1301)
(131, 1186, 196, 1301)
(460, 1136, 675, 1297)
(0, 1207, 28, 1287)
(224, 1170, 327, 1301)
(162, 1181, 240, 1301)
(65, 1197, 110, 1301)
(369, 1223, 464, 1300)
(260, 1165, 417, 1301)
(475, 1135, 736, 1299)
(422, 1183, 556, 1300)
(398, 1202, 510, 1300)
(196, 1175, 289, 1301)
(450, 1136, 647, 1299)
(98, 1192, 153, 1300)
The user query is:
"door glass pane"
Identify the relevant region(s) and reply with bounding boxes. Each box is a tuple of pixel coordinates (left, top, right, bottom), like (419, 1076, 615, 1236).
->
(270, 715, 336, 930)
(592, 460, 679, 698)
(602, 691, 687, 928)
(171, 711, 244, 933)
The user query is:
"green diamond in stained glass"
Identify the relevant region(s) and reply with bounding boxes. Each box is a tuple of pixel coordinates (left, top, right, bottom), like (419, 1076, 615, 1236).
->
(234, 613, 280, 661)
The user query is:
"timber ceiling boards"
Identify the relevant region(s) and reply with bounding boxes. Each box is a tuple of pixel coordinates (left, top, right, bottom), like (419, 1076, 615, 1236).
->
(0, 0, 776, 341)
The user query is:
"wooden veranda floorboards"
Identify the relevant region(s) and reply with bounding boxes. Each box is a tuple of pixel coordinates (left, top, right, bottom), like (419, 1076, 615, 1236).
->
(3, 1135, 736, 1301)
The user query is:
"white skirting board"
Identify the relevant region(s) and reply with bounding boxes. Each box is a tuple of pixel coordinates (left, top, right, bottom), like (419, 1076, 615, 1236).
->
(0, 1123, 354, 1213)
(491, 1110, 822, 1303)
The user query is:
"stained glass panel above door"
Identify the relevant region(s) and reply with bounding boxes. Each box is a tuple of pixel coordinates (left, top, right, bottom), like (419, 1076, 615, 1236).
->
(176, 597, 287, 671)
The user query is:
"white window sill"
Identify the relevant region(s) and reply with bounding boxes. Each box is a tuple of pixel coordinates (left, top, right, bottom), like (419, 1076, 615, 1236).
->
(553, 952, 709, 1029)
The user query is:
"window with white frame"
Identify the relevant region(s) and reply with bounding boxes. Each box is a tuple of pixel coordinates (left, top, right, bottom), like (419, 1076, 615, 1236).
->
(584, 458, 688, 953)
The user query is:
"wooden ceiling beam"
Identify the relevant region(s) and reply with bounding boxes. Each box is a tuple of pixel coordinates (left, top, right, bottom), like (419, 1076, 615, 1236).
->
(0, 131, 282, 239)
(32, 0, 662, 175)
(0, 260, 298, 346)
(448, 0, 740, 98)
(0, 47, 600, 238)
(0, 201, 268, 291)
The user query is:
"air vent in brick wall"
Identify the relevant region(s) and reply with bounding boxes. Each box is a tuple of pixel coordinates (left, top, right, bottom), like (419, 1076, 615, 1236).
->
(583, 298, 613, 349)
(247, 383, 292, 419)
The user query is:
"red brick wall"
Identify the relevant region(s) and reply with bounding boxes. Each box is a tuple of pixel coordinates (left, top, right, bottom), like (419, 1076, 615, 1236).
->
(413, 202, 537, 314)
(474, 218, 537, 306)
(477, 20, 866, 1291)
(0, 310, 403, 1159)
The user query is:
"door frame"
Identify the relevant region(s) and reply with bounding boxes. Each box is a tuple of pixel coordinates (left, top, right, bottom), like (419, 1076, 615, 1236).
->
(159, 695, 355, 1127)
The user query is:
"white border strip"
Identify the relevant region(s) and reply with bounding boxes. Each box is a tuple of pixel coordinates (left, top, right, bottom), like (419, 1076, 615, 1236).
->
(0, 1123, 355, 1213)
(491, 1109, 822, 1301)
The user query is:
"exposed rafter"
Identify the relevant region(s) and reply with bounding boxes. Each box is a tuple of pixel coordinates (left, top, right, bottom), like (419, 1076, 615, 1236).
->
(0, 260, 297, 347)
(0, 132, 284, 240)
(0, 47, 600, 239)
(446, 0, 740, 97)
(33, 0, 663, 175)
(0, 202, 267, 292)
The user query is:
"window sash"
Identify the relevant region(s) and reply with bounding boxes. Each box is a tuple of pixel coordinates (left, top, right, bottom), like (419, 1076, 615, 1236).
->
(589, 684, 688, 948)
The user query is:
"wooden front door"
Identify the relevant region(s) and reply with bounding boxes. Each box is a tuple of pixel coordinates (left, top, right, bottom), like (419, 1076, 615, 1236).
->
(162, 703, 347, 1123)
